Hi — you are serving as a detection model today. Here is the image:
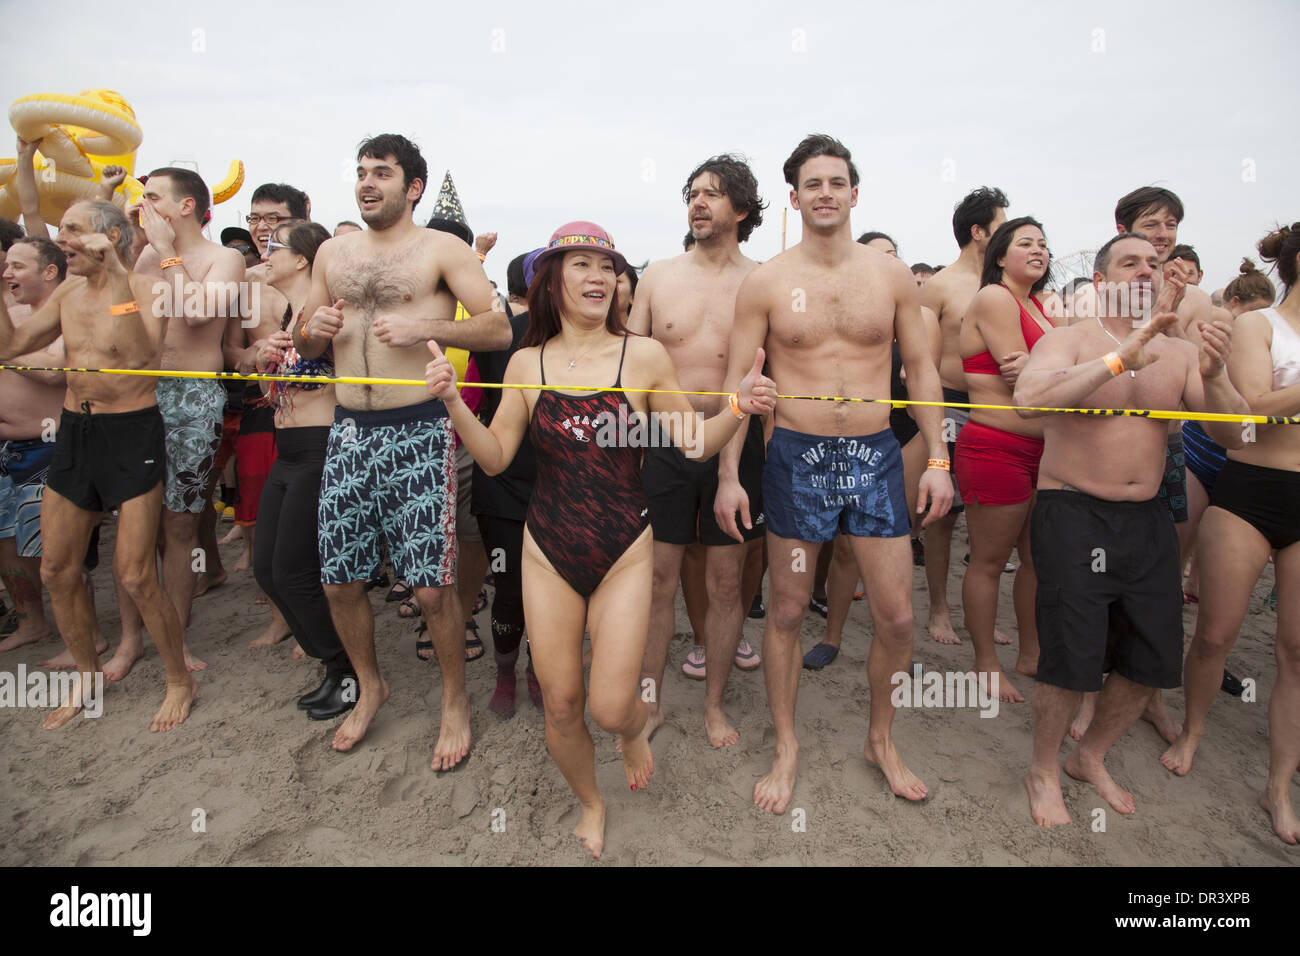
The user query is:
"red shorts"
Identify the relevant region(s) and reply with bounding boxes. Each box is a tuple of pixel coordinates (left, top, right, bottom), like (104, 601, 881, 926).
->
(213, 410, 241, 471)
(953, 420, 1043, 506)
(234, 431, 277, 526)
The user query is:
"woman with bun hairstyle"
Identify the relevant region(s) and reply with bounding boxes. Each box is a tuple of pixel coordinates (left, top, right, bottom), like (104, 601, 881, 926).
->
(425, 222, 775, 859)
(1162, 223, 1300, 845)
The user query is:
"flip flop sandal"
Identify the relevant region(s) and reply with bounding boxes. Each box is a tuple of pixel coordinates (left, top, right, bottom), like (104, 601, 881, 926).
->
(397, 597, 420, 619)
(386, 578, 413, 603)
(802, 642, 839, 670)
(808, 597, 829, 619)
(734, 638, 762, 671)
(681, 646, 707, 680)
(472, 587, 488, 616)
(415, 622, 435, 662)
(465, 620, 485, 663)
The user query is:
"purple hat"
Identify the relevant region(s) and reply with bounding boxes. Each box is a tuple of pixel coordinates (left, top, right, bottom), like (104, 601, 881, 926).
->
(531, 221, 627, 276)
(522, 247, 544, 288)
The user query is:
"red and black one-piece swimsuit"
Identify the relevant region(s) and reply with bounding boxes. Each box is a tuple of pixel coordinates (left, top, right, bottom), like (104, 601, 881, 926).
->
(525, 334, 648, 598)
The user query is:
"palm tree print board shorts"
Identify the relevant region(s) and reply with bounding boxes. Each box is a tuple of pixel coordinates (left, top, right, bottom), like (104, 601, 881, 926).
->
(318, 399, 457, 588)
(156, 377, 226, 514)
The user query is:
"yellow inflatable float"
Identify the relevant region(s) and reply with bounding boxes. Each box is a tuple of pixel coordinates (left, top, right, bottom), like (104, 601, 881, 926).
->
(0, 89, 244, 224)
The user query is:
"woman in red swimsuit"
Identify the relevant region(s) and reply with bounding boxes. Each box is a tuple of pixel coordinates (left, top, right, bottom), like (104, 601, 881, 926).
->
(425, 222, 775, 859)
(955, 217, 1054, 703)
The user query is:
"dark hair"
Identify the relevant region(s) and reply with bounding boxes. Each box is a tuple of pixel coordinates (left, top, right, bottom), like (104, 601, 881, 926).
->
(148, 167, 211, 222)
(1093, 232, 1152, 276)
(520, 251, 627, 348)
(980, 217, 1049, 294)
(782, 133, 859, 189)
(1223, 258, 1275, 306)
(12, 236, 67, 282)
(952, 186, 1009, 248)
(911, 262, 934, 275)
(357, 133, 428, 208)
(682, 154, 767, 244)
(1114, 186, 1184, 232)
(1257, 223, 1300, 298)
(0, 217, 23, 252)
(506, 253, 529, 298)
(1065, 276, 1092, 296)
(856, 231, 896, 249)
(336, 220, 361, 230)
(426, 217, 473, 246)
(1167, 243, 1200, 272)
(683, 231, 695, 251)
(272, 221, 331, 269)
(251, 183, 308, 219)
(624, 264, 640, 299)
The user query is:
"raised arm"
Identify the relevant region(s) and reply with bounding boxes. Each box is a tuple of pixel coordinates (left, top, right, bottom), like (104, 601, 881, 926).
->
(425, 341, 530, 475)
(1179, 318, 1249, 447)
(14, 138, 50, 240)
(0, 279, 67, 361)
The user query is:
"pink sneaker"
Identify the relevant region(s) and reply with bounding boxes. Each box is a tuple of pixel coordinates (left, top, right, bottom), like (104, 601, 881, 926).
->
(681, 646, 707, 680)
(734, 638, 761, 671)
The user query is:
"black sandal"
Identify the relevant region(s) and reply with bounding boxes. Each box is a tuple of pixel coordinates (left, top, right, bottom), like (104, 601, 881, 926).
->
(415, 622, 435, 662)
(386, 578, 413, 603)
(465, 619, 485, 662)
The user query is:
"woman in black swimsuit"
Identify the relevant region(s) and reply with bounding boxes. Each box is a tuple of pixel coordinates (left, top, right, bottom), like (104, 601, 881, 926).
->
(425, 222, 775, 859)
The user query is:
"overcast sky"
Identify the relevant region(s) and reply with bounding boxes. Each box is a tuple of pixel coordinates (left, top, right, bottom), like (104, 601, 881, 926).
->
(3, 0, 1296, 294)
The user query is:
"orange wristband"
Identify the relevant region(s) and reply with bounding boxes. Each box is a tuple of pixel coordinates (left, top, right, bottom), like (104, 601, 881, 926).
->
(160, 256, 183, 269)
(109, 300, 139, 316)
(1103, 351, 1125, 376)
(476, 252, 487, 262)
(728, 391, 746, 420)
(300, 317, 312, 340)
(927, 458, 951, 471)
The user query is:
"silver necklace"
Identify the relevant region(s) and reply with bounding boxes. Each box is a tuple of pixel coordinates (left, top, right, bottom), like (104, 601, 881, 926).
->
(1096, 317, 1135, 377)
(566, 339, 600, 371)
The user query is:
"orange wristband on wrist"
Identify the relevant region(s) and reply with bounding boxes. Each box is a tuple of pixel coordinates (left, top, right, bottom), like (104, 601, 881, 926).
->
(109, 300, 139, 316)
(728, 391, 746, 420)
(159, 257, 183, 269)
(1103, 351, 1125, 376)
(927, 458, 951, 471)
(476, 252, 487, 262)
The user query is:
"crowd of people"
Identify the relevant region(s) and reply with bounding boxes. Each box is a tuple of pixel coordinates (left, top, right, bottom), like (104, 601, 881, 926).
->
(0, 129, 1296, 859)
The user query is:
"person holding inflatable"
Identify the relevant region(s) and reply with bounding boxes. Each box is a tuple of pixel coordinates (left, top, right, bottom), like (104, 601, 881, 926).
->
(424, 220, 776, 859)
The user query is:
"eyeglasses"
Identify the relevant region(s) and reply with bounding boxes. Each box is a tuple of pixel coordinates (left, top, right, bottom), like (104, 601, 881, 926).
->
(247, 213, 291, 227)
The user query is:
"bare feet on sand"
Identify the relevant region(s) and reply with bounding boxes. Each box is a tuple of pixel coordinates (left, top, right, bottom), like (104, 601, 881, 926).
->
(1068, 692, 1097, 741)
(291, 642, 307, 661)
(0, 624, 52, 653)
(431, 696, 472, 771)
(1015, 655, 1038, 678)
(979, 668, 1025, 704)
(332, 678, 391, 751)
(754, 745, 798, 813)
(1064, 747, 1135, 814)
(704, 703, 739, 748)
(617, 704, 664, 753)
(928, 613, 960, 645)
(248, 621, 292, 648)
(183, 643, 208, 672)
(150, 676, 198, 732)
(38, 637, 109, 670)
(864, 735, 929, 801)
(573, 801, 606, 860)
(1160, 731, 1201, 776)
(41, 671, 102, 730)
(1025, 769, 1072, 827)
(103, 641, 145, 682)
(1141, 694, 1181, 745)
(1259, 790, 1300, 845)
(620, 721, 655, 790)
(193, 569, 227, 598)
(994, 628, 1013, 646)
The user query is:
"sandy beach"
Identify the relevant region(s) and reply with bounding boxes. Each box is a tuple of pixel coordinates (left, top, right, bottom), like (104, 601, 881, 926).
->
(1, 515, 1295, 866)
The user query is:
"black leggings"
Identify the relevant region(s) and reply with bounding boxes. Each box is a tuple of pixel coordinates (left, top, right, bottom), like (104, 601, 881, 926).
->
(253, 426, 351, 678)
(475, 513, 527, 657)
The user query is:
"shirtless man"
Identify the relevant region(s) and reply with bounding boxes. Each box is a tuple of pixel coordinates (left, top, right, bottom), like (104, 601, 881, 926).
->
(0, 237, 68, 654)
(108, 168, 246, 679)
(0, 199, 196, 730)
(919, 187, 1008, 645)
(719, 134, 953, 812)
(628, 154, 767, 748)
(293, 133, 509, 768)
(1014, 233, 1246, 826)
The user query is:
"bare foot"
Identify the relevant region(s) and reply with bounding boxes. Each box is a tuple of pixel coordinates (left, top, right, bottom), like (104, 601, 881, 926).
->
(291, 642, 307, 661)
(1015, 654, 1038, 678)
(1064, 747, 1135, 815)
(38, 636, 109, 670)
(994, 627, 1013, 646)
(620, 720, 655, 790)
(754, 745, 798, 814)
(864, 735, 929, 801)
(573, 801, 606, 860)
(1142, 694, 1181, 745)
(979, 668, 1024, 704)
(233, 551, 251, 573)
(0, 624, 51, 653)
(103, 641, 145, 682)
(1160, 731, 1201, 776)
(183, 643, 208, 672)
(704, 703, 739, 748)
(1068, 692, 1097, 741)
(431, 696, 472, 771)
(149, 676, 198, 732)
(248, 622, 292, 648)
(41, 670, 100, 730)
(617, 704, 664, 753)
(332, 678, 391, 751)
(193, 569, 227, 598)
(1025, 769, 1072, 827)
(1258, 790, 1300, 845)
(218, 525, 242, 547)
(928, 614, 960, 645)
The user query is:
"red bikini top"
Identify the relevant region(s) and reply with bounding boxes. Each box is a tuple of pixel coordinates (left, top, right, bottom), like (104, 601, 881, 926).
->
(962, 285, 1053, 375)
